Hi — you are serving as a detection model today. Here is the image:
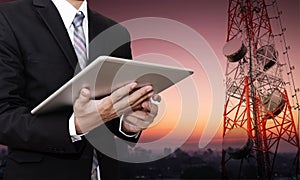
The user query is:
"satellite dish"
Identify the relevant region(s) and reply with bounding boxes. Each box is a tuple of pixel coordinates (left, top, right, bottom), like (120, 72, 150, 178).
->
(223, 127, 253, 159)
(262, 89, 285, 119)
(256, 45, 278, 71)
(223, 38, 247, 62)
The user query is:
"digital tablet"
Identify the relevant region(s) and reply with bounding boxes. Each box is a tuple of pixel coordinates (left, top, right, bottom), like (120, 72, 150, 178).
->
(31, 56, 193, 114)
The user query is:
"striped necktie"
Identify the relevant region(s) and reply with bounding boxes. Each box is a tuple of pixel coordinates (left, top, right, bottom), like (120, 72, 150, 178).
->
(72, 11, 87, 69)
(72, 12, 99, 180)
(91, 149, 100, 180)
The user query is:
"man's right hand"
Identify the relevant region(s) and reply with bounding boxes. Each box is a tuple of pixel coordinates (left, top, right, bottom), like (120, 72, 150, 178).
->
(73, 82, 154, 134)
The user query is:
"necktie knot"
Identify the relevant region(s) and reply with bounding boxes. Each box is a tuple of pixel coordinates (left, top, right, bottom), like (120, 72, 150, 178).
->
(72, 11, 85, 28)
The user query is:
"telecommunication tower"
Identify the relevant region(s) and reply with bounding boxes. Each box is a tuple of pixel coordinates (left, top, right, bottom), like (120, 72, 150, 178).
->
(221, 0, 300, 179)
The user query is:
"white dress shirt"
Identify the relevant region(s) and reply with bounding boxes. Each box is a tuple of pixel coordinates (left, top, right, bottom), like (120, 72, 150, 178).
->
(52, 0, 89, 49)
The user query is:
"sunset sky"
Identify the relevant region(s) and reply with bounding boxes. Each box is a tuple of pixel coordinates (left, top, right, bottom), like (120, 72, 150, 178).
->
(89, 0, 300, 151)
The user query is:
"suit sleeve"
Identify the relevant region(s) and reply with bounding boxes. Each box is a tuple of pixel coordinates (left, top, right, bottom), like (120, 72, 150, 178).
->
(0, 11, 83, 154)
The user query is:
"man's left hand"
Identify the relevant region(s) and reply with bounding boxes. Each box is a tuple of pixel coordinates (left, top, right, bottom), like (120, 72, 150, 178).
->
(122, 94, 160, 133)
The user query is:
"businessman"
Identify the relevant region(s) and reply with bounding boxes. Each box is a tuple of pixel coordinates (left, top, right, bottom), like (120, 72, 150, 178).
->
(0, 0, 159, 179)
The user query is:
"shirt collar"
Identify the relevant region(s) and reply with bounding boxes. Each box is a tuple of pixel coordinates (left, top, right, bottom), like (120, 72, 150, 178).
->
(51, 0, 88, 30)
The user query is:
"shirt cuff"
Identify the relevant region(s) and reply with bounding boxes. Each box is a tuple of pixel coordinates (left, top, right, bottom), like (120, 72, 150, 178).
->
(119, 114, 140, 138)
(69, 113, 88, 142)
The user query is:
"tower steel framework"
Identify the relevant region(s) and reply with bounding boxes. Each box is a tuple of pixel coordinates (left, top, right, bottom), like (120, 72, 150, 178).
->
(221, 0, 300, 179)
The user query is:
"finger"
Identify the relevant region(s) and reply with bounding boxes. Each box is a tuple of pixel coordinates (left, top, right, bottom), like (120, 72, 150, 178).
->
(131, 103, 143, 111)
(127, 110, 156, 125)
(148, 101, 159, 118)
(130, 91, 154, 109)
(140, 94, 161, 111)
(152, 94, 161, 102)
(141, 100, 151, 112)
(122, 120, 141, 133)
(129, 85, 153, 106)
(111, 82, 137, 102)
(122, 92, 153, 113)
(77, 88, 91, 104)
(141, 98, 159, 116)
(113, 86, 153, 113)
(126, 111, 147, 120)
(124, 113, 153, 130)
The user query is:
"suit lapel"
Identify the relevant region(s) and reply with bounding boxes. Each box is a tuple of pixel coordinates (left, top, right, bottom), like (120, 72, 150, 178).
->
(33, 0, 78, 70)
(87, 9, 108, 63)
(88, 10, 101, 43)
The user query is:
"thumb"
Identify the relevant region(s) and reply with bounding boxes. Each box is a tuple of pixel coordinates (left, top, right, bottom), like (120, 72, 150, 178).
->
(77, 88, 91, 104)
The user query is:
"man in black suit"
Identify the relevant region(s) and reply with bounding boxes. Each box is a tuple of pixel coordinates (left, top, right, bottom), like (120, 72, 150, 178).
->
(0, 0, 158, 179)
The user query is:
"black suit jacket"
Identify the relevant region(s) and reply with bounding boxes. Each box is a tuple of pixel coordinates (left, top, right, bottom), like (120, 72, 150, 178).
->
(0, 0, 135, 179)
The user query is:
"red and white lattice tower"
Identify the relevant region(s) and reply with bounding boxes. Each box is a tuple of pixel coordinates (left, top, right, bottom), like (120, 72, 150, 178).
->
(221, 0, 300, 179)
